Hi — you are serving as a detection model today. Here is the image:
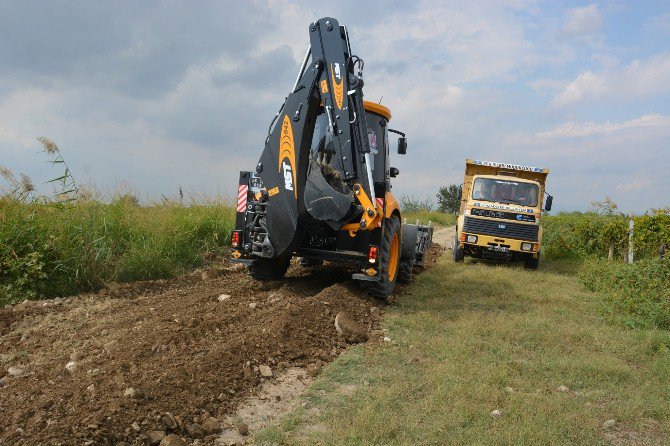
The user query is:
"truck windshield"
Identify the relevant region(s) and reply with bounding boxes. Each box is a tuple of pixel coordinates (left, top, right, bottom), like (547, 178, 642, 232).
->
(472, 178, 539, 207)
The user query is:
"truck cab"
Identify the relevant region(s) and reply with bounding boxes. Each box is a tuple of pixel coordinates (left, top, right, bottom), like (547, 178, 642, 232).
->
(454, 159, 553, 269)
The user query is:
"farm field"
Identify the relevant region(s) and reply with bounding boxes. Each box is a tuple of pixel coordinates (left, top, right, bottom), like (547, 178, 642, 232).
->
(2, 222, 668, 445)
(257, 235, 670, 445)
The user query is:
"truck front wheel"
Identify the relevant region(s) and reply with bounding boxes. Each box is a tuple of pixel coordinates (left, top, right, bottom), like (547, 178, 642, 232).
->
(366, 215, 402, 300)
(453, 236, 465, 262)
(248, 256, 291, 280)
(524, 253, 539, 270)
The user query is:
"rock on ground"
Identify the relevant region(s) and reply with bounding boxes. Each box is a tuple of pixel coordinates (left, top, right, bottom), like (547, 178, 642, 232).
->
(123, 387, 142, 399)
(237, 422, 249, 436)
(334, 311, 368, 343)
(602, 419, 617, 429)
(258, 365, 273, 377)
(7, 366, 24, 377)
(202, 417, 221, 434)
(147, 430, 166, 445)
(159, 434, 187, 446)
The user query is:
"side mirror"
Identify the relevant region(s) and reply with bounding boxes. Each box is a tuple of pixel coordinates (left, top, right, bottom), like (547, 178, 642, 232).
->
(544, 195, 553, 212)
(390, 167, 399, 178)
(458, 185, 463, 200)
(397, 137, 407, 155)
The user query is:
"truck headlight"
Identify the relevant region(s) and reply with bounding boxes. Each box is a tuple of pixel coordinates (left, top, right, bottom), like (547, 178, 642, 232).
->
(466, 235, 478, 243)
(521, 242, 533, 251)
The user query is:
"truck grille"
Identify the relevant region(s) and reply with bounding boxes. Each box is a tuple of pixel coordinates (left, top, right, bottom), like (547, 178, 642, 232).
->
(463, 217, 539, 242)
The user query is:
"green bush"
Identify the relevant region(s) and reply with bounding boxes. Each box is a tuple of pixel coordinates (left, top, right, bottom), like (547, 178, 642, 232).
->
(0, 198, 234, 304)
(403, 210, 456, 227)
(580, 258, 670, 329)
(543, 212, 670, 260)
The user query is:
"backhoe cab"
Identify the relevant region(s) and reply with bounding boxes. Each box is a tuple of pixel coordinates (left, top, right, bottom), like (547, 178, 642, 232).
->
(230, 17, 432, 299)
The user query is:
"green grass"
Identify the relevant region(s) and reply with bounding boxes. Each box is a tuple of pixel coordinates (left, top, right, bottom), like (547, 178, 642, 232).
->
(580, 258, 670, 330)
(257, 254, 670, 445)
(0, 198, 234, 303)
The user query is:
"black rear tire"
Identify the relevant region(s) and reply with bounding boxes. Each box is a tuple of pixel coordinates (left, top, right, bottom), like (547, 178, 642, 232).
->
(366, 215, 402, 300)
(397, 259, 413, 284)
(453, 236, 465, 262)
(248, 256, 291, 280)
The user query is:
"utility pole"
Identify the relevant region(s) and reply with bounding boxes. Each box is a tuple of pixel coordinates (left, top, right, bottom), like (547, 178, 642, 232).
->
(628, 219, 634, 264)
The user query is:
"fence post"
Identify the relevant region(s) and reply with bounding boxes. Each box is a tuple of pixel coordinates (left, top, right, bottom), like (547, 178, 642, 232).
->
(628, 219, 634, 264)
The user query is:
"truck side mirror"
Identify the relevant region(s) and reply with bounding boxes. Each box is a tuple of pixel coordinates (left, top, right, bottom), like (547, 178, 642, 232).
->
(390, 167, 399, 178)
(544, 195, 553, 212)
(458, 185, 463, 200)
(397, 137, 407, 155)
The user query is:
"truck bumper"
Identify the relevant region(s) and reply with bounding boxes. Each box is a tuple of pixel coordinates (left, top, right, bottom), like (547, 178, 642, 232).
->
(460, 233, 539, 260)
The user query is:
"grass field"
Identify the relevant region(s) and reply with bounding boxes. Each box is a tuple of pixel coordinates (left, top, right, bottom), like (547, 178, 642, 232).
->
(0, 198, 234, 304)
(256, 254, 670, 445)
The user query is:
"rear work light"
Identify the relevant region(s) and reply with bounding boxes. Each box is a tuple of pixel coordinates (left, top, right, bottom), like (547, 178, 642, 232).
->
(231, 231, 241, 247)
(368, 245, 379, 264)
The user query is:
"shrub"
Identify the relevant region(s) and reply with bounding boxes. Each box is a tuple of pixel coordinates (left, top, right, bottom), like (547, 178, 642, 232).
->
(543, 212, 670, 260)
(0, 199, 234, 304)
(580, 258, 670, 329)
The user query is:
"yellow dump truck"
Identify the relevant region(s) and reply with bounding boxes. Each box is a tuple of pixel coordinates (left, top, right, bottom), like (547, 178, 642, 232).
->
(454, 159, 553, 269)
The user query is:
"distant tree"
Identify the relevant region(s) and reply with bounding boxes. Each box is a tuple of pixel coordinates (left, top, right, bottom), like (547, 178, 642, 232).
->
(437, 184, 461, 214)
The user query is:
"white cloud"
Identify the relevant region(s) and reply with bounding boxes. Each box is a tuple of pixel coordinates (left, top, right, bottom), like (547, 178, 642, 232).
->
(615, 179, 652, 192)
(552, 70, 605, 106)
(563, 4, 602, 36)
(536, 114, 670, 138)
(645, 12, 670, 34)
(551, 53, 670, 106)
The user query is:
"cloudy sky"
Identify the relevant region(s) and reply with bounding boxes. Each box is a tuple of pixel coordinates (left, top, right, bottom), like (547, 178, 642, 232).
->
(1, 0, 668, 213)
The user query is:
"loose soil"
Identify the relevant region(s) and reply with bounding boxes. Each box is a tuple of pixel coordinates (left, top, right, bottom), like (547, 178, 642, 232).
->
(0, 243, 442, 445)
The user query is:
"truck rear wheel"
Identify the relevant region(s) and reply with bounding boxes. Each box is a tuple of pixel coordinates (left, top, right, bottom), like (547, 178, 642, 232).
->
(366, 215, 401, 300)
(248, 256, 291, 280)
(397, 259, 413, 284)
(453, 236, 465, 262)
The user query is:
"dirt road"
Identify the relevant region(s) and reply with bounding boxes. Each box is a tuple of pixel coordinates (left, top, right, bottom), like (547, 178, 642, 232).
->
(0, 242, 442, 445)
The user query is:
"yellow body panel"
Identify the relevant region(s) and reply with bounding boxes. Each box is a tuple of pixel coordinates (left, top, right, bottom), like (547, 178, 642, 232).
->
(363, 101, 392, 120)
(384, 192, 400, 218)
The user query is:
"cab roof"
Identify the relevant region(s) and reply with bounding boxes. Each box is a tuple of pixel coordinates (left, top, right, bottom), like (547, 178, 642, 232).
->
(363, 101, 392, 121)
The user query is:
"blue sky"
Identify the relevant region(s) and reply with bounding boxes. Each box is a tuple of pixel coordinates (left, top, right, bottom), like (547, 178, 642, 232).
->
(1, 0, 668, 213)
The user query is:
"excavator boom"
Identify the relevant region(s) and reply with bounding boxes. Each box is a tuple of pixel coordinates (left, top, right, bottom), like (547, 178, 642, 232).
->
(253, 17, 375, 259)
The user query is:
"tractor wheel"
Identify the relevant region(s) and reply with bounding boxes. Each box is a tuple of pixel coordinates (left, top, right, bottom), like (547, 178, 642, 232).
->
(248, 256, 291, 280)
(397, 259, 413, 284)
(366, 215, 402, 300)
(453, 236, 465, 262)
(524, 252, 540, 270)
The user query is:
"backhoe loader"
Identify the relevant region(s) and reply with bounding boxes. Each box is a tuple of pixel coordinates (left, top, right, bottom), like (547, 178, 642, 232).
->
(230, 17, 432, 299)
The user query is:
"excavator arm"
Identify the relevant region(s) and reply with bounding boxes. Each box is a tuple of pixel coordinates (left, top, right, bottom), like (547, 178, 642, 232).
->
(252, 17, 378, 260)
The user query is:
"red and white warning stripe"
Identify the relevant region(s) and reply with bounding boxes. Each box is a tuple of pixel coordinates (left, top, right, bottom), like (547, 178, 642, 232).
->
(376, 197, 384, 227)
(237, 184, 249, 213)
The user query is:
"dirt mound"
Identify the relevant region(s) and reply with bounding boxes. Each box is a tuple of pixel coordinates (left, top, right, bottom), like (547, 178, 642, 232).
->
(0, 241, 444, 445)
(0, 261, 380, 445)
